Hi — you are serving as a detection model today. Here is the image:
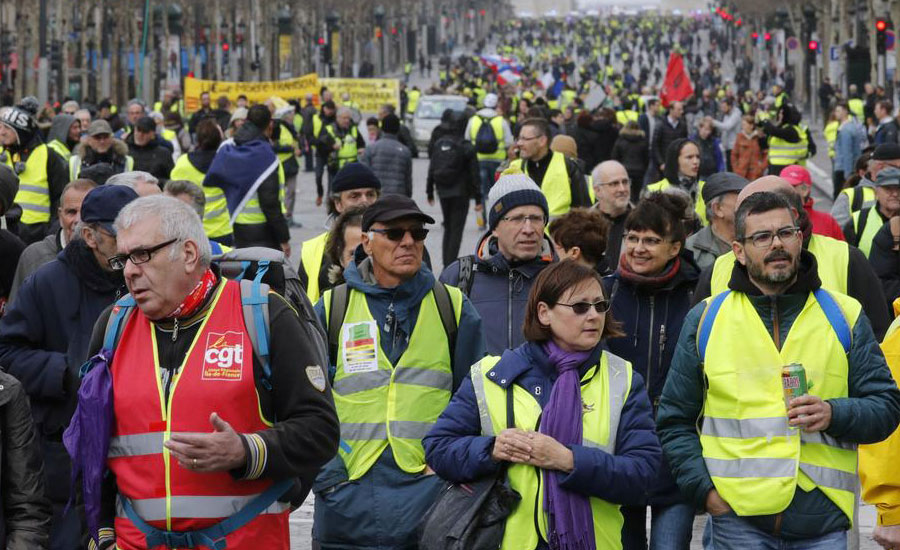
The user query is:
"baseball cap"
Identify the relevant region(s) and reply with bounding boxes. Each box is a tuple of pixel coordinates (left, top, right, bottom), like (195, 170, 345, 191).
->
(701, 172, 749, 203)
(779, 165, 812, 187)
(87, 119, 113, 137)
(875, 166, 900, 187)
(361, 195, 434, 232)
(80, 185, 139, 235)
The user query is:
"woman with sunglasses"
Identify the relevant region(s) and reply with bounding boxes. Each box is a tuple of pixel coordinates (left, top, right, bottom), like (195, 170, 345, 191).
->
(602, 192, 700, 550)
(424, 260, 661, 550)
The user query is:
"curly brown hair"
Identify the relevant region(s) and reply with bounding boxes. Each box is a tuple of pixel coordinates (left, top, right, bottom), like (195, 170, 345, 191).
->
(548, 208, 610, 266)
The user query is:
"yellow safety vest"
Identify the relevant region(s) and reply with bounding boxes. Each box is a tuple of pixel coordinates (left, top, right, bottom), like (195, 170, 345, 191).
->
(840, 185, 876, 214)
(276, 124, 295, 164)
(615, 111, 628, 125)
(313, 114, 324, 140)
(170, 155, 233, 239)
(848, 98, 865, 121)
(824, 120, 839, 159)
(470, 115, 506, 161)
(559, 89, 577, 111)
(300, 231, 329, 303)
(234, 163, 286, 225)
(325, 125, 359, 170)
(698, 289, 860, 522)
(768, 125, 808, 167)
(323, 285, 463, 480)
(851, 206, 885, 258)
(407, 90, 421, 114)
(69, 154, 134, 180)
(47, 139, 71, 162)
(470, 353, 632, 550)
(1, 144, 51, 224)
(709, 234, 849, 296)
(646, 178, 708, 225)
(510, 152, 572, 217)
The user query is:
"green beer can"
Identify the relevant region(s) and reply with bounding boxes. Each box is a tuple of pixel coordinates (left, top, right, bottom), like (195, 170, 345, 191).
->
(782, 362, 808, 413)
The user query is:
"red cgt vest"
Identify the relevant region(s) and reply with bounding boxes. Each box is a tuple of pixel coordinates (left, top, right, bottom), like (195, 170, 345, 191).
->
(107, 280, 289, 550)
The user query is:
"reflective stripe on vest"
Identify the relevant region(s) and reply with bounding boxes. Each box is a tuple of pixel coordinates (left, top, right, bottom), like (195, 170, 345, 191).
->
(510, 151, 572, 217)
(470, 115, 507, 161)
(646, 178, 708, 225)
(768, 125, 808, 166)
(698, 290, 860, 521)
(326, 125, 359, 169)
(851, 207, 883, 258)
(471, 352, 632, 549)
(300, 232, 329, 303)
(323, 285, 463, 480)
(108, 280, 288, 548)
(170, 155, 233, 239)
(3, 144, 51, 224)
(235, 163, 285, 225)
(710, 234, 849, 295)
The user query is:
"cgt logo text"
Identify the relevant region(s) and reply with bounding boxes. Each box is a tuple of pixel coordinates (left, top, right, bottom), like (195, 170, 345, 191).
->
(202, 331, 244, 381)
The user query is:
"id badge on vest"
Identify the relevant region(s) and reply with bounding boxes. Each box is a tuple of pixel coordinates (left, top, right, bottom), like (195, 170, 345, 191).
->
(342, 321, 380, 374)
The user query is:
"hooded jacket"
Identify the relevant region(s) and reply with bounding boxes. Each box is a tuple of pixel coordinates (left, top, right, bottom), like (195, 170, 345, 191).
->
(611, 125, 649, 183)
(72, 139, 131, 175)
(46, 114, 79, 153)
(125, 133, 174, 183)
(440, 232, 555, 356)
(657, 250, 900, 539)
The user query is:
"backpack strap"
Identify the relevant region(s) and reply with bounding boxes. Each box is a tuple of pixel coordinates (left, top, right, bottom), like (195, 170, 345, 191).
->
(457, 255, 476, 296)
(239, 261, 273, 391)
(697, 290, 731, 360)
(431, 280, 459, 358)
(327, 283, 350, 367)
(813, 289, 852, 354)
(855, 206, 871, 246)
(86, 295, 137, 378)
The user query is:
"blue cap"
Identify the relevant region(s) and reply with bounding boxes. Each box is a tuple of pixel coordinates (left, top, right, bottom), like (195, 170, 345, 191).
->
(80, 185, 139, 235)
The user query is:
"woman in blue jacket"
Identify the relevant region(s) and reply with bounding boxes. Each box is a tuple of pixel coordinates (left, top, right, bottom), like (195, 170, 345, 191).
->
(424, 260, 661, 550)
(602, 192, 700, 550)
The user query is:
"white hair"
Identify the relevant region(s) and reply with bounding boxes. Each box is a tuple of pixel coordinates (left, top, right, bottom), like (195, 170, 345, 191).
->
(107, 171, 159, 190)
(114, 195, 212, 266)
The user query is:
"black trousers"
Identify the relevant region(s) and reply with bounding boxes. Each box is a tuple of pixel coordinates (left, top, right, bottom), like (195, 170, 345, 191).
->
(439, 196, 470, 267)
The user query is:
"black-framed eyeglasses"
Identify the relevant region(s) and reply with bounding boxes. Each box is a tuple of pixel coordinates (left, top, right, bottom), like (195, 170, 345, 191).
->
(516, 134, 541, 143)
(107, 238, 178, 271)
(740, 226, 800, 249)
(556, 300, 611, 315)
(501, 214, 545, 227)
(368, 227, 429, 242)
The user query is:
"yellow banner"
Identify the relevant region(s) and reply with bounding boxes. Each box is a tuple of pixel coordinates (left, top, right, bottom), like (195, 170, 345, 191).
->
(183, 74, 319, 113)
(320, 78, 401, 114)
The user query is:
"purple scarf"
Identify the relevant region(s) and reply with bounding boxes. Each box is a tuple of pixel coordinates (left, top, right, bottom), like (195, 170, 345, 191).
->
(540, 340, 596, 550)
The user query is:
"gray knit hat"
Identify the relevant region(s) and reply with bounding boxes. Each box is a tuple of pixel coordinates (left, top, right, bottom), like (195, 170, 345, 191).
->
(486, 173, 549, 231)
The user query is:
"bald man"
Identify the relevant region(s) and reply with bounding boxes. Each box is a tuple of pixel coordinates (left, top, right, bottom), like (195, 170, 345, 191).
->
(694, 176, 891, 339)
(592, 160, 632, 273)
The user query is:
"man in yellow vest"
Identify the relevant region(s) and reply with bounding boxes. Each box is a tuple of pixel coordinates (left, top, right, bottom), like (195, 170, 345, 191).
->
(508, 118, 591, 217)
(465, 93, 513, 209)
(844, 167, 900, 258)
(299, 163, 381, 303)
(406, 86, 421, 119)
(323, 108, 365, 193)
(312, 194, 484, 549)
(658, 190, 900, 548)
(0, 106, 69, 244)
(761, 102, 808, 175)
(272, 106, 301, 227)
(46, 114, 81, 162)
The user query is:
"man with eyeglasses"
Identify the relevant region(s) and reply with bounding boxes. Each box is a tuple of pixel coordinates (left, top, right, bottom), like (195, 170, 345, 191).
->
(844, 167, 900, 258)
(592, 160, 633, 273)
(658, 190, 900, 549)
(69, 119, 135, 181)
(0, 184, 138, 549)
(508, 118, 590, 217)
(313, 194, 484, 550)
(441, 173, 555, 355)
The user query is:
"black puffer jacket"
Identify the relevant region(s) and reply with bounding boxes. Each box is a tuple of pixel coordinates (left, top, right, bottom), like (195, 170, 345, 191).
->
(611, 125, 649, 184)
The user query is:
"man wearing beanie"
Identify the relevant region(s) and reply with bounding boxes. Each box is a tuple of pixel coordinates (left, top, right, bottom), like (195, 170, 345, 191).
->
(299, 162, 382, 302)
(440, 172, 557, 355)
(361, 113, 412, 197)
(0, 106, 69, 244)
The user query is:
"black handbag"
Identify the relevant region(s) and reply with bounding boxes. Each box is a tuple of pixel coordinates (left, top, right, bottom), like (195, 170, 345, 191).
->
(418, 386, 521, 550)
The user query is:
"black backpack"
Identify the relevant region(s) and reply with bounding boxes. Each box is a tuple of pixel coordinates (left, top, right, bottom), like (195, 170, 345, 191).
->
(474, 116, 500, 155)
(431, 137, 468, 188)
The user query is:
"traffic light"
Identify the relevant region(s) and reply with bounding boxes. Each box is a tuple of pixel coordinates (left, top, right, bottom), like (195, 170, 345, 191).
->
(50, 41, 62, 74)
(808, 40, 818, 51)
(751, 32, 759, 39)
(221, 42, 229, 67)
(0, 35, 12, 66)
(764, 32, 771, 41)
(317, 37, 325, 46)
(876, 19, 888, 55)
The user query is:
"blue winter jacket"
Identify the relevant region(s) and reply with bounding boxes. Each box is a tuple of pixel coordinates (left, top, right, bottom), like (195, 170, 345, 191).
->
(423, 342, 662, 549)
(311, 255, 485, 550)
(440, 232, 555, 356)
(834, 118, 866, 176)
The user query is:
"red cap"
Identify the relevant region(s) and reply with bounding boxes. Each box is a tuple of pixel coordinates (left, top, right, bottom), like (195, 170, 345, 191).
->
(779, 165, 812, 186)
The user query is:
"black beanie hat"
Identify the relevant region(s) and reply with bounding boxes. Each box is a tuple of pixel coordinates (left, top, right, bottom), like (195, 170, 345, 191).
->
(331, 163, 382, 194)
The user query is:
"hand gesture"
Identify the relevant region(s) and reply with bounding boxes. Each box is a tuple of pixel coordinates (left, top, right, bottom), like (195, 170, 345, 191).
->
(787, 395, 832, 432)
(491, 428, 533, 463)
(164, 413, 247, 472)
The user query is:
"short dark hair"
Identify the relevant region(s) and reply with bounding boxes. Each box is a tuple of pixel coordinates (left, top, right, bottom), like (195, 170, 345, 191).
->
(625, 192, 689, 246)
(548, 208, 610, 266)
(519, 117, 550, 139)
(522, 260, 623, 342)
(247, 104, 271, 129)
(734, 192, 795, 241)
(327, 206, 366, 268)
(195, 119, 222, 151)
(877, 99, 894, 114)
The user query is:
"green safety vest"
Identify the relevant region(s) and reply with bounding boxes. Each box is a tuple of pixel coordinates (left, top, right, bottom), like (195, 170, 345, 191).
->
(698, 289, 860, 523)
(470, 352, 632, 549)
(323, 284, 463, 480)
(276, 124, 295, 164)
(646, 178, 708, 225)
(170, 155, 233, 239)
(848, 98, 865, 121)
(235, 163, 286, 225)
(69, 154, 134, 180)
(767, 125, 808, 167)
(325, 125, 360, 170)
(1, 144, 51, 224)
(851, 206, 885, 257)
(47, 139, 71, 162)
(300, 231, 329, 303)
(407, 90, 421, 114)
(510, 152, 572, 217)
(709, 234, 849, 295)
(470, 115, 506, 161)
(840, 185, 876, 214)
(824, 120, 839, 159)
(313, 114, 324, 140)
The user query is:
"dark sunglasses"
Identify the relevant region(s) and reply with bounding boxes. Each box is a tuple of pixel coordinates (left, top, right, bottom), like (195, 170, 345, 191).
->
(556, 300, 611, 315)
(369, 227, 429, 242)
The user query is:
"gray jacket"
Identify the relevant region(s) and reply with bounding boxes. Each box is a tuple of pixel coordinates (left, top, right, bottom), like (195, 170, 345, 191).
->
(685, 225, 731, 271)
(9, 232, 62, 304)
(360, 134, 413, 197)
(711, 108, 741, 150)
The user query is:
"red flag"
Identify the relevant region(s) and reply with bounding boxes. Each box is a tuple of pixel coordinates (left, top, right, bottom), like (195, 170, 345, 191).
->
(660, 53, 693, 107)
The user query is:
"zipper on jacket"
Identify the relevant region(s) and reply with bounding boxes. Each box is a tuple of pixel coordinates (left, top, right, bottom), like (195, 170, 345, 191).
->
(657, 323, 666, 410)
(531, 415, 544, 541)
(646, 295, 656, 401)
(770, 296, 781, 350)
(508, 271, 514, 349)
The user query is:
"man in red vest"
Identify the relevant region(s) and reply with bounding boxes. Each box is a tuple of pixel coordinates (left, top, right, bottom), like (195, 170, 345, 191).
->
(86, 194, 339, 549)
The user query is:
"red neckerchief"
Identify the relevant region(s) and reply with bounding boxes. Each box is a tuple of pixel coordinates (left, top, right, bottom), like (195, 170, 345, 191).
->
(167, 268, 218, 319)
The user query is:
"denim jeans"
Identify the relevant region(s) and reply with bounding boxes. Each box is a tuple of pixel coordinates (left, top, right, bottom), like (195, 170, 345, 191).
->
(478, 160, 501, 208)
(622, 502, 694, 550)
(703, 512, 847, 550)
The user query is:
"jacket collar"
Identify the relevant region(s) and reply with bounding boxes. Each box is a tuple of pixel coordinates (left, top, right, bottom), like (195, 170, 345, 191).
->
(727, 249, 821, 297)
(485, 342, 604, 389)
(474, 232, 556, 275)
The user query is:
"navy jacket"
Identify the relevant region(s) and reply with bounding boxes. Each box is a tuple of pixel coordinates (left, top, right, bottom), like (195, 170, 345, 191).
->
(423, 342, 662, 528)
